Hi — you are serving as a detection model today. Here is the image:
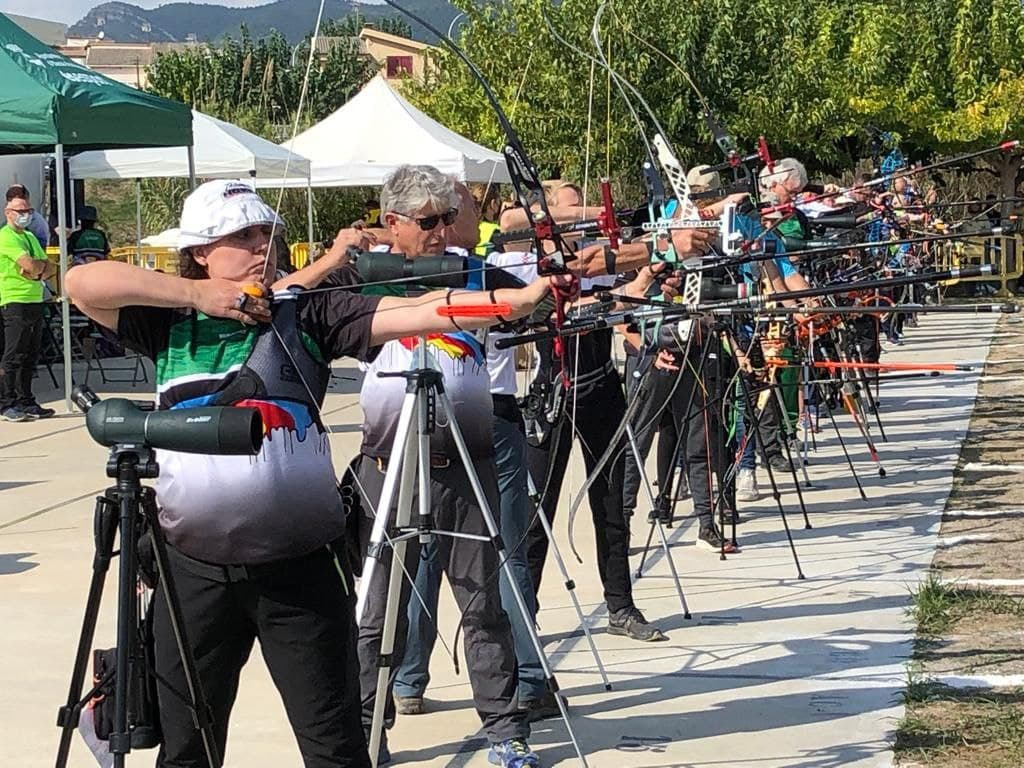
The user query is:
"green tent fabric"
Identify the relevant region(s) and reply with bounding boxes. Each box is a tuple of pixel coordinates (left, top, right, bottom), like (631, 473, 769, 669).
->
(0, 13, 192, 153)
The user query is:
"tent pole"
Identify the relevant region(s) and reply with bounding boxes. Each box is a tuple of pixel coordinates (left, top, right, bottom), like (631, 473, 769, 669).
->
(306, 177, 314, 255)
(135, 179, 143, 267)
(187, 145, 196, 190)
(56, 144, 73, 414)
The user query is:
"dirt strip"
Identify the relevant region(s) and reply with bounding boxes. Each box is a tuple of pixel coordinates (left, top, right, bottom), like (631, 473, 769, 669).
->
(896, 313, 1024, 768)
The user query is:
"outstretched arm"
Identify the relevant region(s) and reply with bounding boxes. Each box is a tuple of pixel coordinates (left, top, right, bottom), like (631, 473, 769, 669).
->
(66, 261, 271, 331)
(368, 275, 567, 344)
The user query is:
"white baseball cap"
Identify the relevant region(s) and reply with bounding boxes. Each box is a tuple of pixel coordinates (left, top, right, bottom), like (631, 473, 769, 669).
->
(177, 180, 284, 250)
(686, 164, 721, 192)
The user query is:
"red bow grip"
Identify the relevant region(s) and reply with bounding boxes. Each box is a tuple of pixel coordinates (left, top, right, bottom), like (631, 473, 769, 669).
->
(598, 178, 620, 250)
(436, 303, 513, 318)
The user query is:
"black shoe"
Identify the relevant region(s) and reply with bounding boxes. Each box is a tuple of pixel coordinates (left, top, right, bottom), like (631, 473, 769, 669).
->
(22, 404, 55, 419)
(767, 454, 793, 473)
(697, 525, 739, 553)
(519, 690, 566, 722)
(608, 606, 667, 642)
(648, 496, 672, 524)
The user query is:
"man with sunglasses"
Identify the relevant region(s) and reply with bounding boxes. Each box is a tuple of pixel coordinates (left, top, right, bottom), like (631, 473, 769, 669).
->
(330, 165, 546, 768)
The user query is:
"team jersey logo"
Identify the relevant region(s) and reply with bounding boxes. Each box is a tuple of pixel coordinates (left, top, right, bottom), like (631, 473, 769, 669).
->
(399, 332, 485, 366)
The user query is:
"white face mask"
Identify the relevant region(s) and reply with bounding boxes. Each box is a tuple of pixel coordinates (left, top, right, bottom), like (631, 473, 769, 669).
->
(14, 212, 31, 229)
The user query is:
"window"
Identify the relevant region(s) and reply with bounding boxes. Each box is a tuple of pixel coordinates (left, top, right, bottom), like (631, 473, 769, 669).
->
(385, 55, 413, 78)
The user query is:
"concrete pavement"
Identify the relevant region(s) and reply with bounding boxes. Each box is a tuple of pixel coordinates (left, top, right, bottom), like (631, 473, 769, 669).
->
(0, 312, 996, 767)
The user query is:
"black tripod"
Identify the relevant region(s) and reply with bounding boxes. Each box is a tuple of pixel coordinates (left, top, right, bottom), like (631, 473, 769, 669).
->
(55, 444, 219, 768)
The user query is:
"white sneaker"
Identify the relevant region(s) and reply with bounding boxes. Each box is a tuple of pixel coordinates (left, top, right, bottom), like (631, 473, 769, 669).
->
(736, 468, 760, 502)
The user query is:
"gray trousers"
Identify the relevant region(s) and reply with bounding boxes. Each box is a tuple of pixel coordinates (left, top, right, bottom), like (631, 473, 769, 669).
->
(355, 453, 527, 744)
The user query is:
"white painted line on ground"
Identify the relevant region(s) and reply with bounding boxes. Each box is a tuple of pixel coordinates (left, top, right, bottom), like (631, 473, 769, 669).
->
(962, 462, 1024, 472)
(934, 674, 1024, 689)
(944, 509, 1024, 518)
(937, 534, 1000, 547)
(954, 578, 1024, 587)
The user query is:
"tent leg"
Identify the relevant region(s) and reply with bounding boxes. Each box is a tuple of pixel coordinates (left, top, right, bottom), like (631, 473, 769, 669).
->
(187, 146, 196, 191)
(306, 180, 314, 255)
(136, 179, 143, 267)
(56, 145, 73, 414)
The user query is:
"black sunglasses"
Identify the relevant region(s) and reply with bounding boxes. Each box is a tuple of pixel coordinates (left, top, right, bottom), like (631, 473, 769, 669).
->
(395, 208, 458, 231)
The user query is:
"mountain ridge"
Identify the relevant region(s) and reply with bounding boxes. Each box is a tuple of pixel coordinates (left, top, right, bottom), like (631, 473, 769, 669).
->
(67, 1, 457, 44)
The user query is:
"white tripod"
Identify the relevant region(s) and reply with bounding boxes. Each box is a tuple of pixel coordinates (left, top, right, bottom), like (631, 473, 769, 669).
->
(355, 339, 589, 767)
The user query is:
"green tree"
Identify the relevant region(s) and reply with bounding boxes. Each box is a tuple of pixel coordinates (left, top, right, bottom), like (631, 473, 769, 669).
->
(404, 0, 1023, 202)
(402, 0, 870, 202)
(321, 13, 414, 39)
(141, 17, 380, 240)
(844, 0, 1024, 202)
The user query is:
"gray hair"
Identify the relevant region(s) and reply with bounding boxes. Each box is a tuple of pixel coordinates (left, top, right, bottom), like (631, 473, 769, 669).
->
(758, 157, 808, 193)
(380, 165, 459, 215)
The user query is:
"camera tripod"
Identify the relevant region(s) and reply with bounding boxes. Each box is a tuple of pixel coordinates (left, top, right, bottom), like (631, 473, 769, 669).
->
(54, 444, 219, 768)
(354, 338, 588, 768)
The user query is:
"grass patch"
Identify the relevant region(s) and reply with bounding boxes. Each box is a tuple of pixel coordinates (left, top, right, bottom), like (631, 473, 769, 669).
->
(897, 573, 1024, 766)
(908, 574, 1024, 638)
(895, 690, 1024, 766)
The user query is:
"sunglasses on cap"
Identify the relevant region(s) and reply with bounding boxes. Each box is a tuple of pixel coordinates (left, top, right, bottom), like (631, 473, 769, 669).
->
(393, 209, 458, 231)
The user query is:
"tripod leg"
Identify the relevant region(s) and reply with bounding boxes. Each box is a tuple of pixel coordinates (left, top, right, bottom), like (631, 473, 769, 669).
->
(733, 357, 805, 580)
(356, 390, 418, 624)
(142, 489, 221, 768)
(109, 464, 141, 767)
(770, 385, 813, 529)
(626, 424, 691, 618)
(438, 391, 591, 768)
(526, 472, 612, 691)
(367, 400, 420, 768)
(55, 493, 119, 768)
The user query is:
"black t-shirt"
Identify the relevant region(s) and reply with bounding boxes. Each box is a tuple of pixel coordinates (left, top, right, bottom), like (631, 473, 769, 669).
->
(114, 288, 381, 565)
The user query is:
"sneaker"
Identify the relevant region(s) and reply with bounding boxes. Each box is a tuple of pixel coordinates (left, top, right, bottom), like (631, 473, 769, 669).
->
(736, 468, 760, 502)
(608, 606, 667, 642)
(22, 404, 55, 419)
(768, 454, 793, 473)
(519, 690, 566, 722)
(697, 525, 739, 554)
(1, 407, 29, 422)
(488, 738, 540, 768)
(395, 695, 424, 716)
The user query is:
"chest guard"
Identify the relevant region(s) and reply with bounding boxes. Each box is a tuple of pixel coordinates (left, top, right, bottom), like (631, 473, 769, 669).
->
(211, 296, 330, 411)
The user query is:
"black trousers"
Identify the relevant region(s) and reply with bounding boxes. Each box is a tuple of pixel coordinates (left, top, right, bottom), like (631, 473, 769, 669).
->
(0, 301, 43, 411)
(354, 454, 525, 745)
(622, 353, 685, 515)
(525, 372, 634, 613)
(153, 544, 369, 768)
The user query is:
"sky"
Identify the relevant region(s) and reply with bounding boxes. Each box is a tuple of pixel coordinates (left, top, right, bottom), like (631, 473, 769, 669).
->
(3, 1, 270, 25)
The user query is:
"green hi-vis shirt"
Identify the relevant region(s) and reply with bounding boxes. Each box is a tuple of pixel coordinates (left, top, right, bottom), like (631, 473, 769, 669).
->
(0, 226, 46, 306)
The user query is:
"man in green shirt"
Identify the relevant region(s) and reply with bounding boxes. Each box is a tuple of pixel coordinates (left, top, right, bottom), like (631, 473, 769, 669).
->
(0, 191, 55, 421)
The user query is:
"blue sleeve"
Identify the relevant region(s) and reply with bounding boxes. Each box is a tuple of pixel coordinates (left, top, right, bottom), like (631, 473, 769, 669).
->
(30, 213, 48, 248)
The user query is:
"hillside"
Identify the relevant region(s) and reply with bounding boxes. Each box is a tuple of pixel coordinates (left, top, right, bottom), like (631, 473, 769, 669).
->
(68, 0, 457, 44)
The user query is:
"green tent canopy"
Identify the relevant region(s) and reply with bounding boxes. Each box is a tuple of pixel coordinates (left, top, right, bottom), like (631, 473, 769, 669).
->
(0, 13, 192, 153)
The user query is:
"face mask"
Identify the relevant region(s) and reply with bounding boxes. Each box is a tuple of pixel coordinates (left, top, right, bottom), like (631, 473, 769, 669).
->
(14, 213, 31, 228)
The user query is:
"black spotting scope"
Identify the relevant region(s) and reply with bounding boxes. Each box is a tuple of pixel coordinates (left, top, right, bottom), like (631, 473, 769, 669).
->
(350, 250, 470, 288)
(72, 385, 262, 456)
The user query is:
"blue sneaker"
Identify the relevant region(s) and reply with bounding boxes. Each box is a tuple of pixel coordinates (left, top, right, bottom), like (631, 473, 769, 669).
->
(1, 407, 29, 422)
(488, 738, 540, 767)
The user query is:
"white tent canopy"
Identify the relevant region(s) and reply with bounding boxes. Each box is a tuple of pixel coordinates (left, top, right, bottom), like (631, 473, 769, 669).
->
(68, 110, 311, 180)
(256, 75, 511, 188)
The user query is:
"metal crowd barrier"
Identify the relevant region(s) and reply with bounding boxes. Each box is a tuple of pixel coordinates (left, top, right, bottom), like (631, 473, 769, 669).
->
(934, 233, 1021, 299)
